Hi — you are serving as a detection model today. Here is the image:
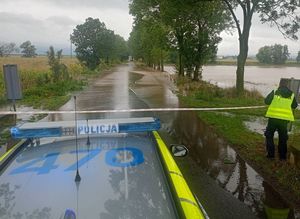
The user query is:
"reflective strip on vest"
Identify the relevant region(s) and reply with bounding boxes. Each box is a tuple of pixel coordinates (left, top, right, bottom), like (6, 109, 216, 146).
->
(265, 92, 294, 121)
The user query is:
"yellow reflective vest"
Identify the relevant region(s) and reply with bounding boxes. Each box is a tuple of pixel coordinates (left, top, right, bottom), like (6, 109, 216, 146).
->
(265, 91, 295, 121)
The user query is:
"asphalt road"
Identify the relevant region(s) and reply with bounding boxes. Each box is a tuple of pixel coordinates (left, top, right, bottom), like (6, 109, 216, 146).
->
(55, 62, 258, 219)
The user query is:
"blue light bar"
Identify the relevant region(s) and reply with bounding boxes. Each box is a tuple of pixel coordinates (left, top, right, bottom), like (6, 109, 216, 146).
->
(11, 117, 161, 139)
(119, 118, 161, 133)
(11, 127, 62, 139)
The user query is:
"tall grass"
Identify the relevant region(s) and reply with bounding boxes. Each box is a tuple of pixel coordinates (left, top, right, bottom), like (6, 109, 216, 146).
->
(177, 76, 263, 108)
(0, 56, 78, 71)
(0, 56, 90, 109)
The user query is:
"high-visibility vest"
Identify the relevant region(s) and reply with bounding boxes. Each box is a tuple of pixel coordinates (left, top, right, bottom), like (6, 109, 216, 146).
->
(265, 90, 295, 121)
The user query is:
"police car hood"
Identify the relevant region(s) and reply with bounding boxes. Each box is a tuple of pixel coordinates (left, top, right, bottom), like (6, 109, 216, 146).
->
(0, 134, 177, 219)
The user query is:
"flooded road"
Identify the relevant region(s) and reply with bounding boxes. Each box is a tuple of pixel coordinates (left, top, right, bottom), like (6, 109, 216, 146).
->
(1, 63, 297, 218)
(48, 62, 295, 218)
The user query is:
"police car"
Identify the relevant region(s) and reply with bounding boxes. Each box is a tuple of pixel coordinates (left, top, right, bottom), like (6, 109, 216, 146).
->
(0, 117, 208, 218)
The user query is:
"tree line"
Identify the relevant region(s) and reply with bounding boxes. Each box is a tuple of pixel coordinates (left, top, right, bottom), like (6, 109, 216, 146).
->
(0, 41, 37, 57)
(256, 44, 300, 64)
(256, 44, 288, 65)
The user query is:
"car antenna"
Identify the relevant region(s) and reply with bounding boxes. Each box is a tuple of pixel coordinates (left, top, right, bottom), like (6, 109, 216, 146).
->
(74, 96, 81, 182)
(86, 119, 91, 168)
(86, 119, 91, 146)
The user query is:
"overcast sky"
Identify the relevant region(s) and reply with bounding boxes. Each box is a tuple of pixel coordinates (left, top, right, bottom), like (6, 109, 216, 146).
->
(0, 0, 299, 56)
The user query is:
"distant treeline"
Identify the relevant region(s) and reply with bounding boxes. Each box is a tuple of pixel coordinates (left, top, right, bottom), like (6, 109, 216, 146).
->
(256, 44, 300, 65)
(0, 41, 37, 57)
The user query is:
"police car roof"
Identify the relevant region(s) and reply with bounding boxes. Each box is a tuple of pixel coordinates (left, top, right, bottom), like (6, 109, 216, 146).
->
(0, 133, 178, 218)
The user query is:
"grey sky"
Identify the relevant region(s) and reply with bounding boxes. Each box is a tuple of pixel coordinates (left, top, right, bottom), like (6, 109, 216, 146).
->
(219, 9, 300, 57)
(0, 0, 299, 56)
(0, 0, 133, 53)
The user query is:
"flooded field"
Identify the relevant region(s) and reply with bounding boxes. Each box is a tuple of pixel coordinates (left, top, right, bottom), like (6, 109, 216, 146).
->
(165, 65, 300, 96)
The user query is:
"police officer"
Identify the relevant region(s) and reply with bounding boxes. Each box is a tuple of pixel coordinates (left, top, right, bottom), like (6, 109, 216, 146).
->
(265, 79, 298, 160)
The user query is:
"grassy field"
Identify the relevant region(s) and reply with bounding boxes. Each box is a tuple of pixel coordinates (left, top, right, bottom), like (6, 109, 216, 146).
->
(0, 55, 78, 71)
(176, 77, 300, 207)
(0, 56, 93, 108)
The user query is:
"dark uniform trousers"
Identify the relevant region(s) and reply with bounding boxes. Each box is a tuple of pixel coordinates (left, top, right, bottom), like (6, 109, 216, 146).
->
(264, 118, 288, 159)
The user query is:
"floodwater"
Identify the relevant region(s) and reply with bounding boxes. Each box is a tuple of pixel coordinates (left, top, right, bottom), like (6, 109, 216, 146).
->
(165, 65, 300, 96)
(1, 63, 299, 218)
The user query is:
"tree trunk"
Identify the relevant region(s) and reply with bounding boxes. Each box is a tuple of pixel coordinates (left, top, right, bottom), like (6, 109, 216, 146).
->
(160, 49, 164, 72)
(236, 27, 250, 95)
(186, 65, 193, 78)
(236, 50, 246, 95)
(178, 53, 184, 76)
(176, 31, 184, 76)
(193, 65, 201, 81)
(237, 156, 247, 202)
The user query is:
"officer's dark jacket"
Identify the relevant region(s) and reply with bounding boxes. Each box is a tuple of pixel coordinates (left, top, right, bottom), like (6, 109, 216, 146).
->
(265, 87, 298, 109)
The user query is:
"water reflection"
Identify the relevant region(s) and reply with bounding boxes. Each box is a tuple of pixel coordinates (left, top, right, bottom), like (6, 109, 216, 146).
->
(170, 110, 295, 218)
(100, 166, 175, 218)
(95, 135, 177, 219)
(290, 148, 300, 169)
(263, 181, 292, 219)
(0, 183, 51, 219)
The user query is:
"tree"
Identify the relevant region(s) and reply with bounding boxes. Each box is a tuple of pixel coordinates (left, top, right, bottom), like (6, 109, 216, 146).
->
(47, 46, 68, 82)
(297, 51, 300, 63)
(70, 17, 127, 70)
(129, 0, 231, 79)
(256, 46, 273, 64)
(20, 41, 37, 57)
(222, 0, 300, 94)
(112, 35, 129, 62)
(129, 1, 170, 71)
(272, 44, 289, 64)
(178, 1, 230, 80)
(0, 42, 18, 57)
(256, 44, 289, 64)
(128, 19, 169, 71)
